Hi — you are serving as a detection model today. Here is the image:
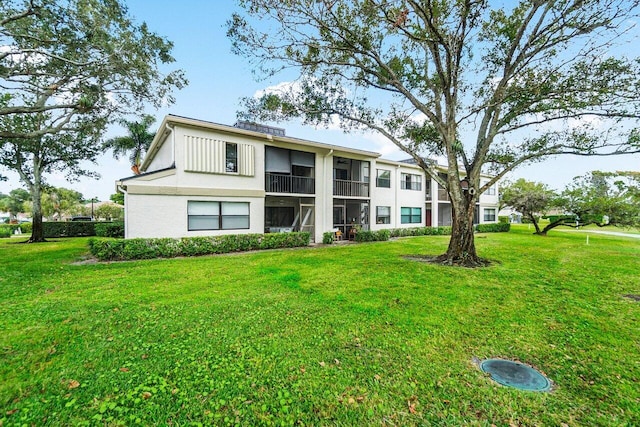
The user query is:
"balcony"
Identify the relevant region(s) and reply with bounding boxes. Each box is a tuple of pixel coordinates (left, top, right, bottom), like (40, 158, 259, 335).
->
(333, 179, 369, 197)
(265, 173, 315, 194)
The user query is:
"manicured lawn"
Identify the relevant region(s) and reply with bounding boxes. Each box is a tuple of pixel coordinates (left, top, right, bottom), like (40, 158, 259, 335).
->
(1, 227, 638, 426)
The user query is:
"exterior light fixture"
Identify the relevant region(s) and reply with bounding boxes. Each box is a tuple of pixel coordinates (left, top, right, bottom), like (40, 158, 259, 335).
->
(460, 177, 470, 191)
(461, 177, 476, 195)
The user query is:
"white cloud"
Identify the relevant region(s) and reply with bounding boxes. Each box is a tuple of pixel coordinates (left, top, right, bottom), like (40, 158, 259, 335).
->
(361, 130, 403, 158)
(253, 80, 303, 99)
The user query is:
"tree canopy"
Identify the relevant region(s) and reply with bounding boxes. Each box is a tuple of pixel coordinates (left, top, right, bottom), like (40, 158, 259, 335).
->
(38, 186, 85, 221)
(550, 171, 640, 231)
(501, 178, 555, 234)
(0, 0, 187, 241)
(0, 187, 29, 220)
(502, 172, 640, 235)
(228, 0, 640, 266)
(103, 114, 156, 174)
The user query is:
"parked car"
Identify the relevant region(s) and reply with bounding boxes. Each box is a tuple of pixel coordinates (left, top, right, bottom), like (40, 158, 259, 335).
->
(71, 216, 93, 222)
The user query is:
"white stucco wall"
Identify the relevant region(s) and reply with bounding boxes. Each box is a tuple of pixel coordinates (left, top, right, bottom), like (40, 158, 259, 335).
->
(147, 132, 174, 171)
(370, 161, 428, 230)
(171, 125, 265, 191)
(125, 193, 265, 239)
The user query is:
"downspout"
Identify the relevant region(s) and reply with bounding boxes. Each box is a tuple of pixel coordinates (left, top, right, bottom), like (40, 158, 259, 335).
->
(116, 183, 128, 238)
(324, 149, 334, 234)
(395, 164, 400, 228)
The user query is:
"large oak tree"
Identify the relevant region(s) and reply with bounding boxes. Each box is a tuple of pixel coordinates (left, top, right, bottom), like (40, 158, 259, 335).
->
(0, 0, 187, 241)
(228, 0, 640, 266)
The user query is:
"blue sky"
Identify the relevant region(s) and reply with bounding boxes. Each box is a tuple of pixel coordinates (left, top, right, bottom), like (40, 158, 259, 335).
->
(1, 0, 638, 201)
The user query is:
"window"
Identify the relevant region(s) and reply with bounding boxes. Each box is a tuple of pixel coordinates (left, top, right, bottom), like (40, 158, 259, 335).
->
(401, 207, 422, 224)
(376, 169, 391, 188)
(484, 208, 496, 222)
(483, 180, 496, 195)
(226, 143, 238, 173)
(376, 206, 391, 224)
(188, 201, 249, 231)
(222, 202, 250, 229)
(265, 206, 294, 227)
(401, 173, 422, 191)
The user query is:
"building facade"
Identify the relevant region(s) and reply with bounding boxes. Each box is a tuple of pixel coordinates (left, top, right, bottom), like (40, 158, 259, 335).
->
(116, 115, 499, 241)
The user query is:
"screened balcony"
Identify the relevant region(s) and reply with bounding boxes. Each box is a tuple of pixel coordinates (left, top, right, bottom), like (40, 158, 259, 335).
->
(333, 157, 370, 198)
(266, 173, 315, 194)
(265, 146, 315, 195)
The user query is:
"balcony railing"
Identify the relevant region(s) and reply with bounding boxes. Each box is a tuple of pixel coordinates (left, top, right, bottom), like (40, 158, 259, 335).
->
(333, 179, 369, 197)
(265, 173, 315, 194)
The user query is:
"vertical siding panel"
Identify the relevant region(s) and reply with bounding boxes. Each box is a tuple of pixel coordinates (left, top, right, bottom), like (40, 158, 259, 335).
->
(239, 144, 255, 176)
(196, 137, 202, 172)
(213, 139, 223, 174)
(185, 135, 255, 175)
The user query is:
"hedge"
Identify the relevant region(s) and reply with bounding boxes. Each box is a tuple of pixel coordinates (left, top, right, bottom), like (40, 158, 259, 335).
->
(95, 221, 125, 238)
(42, 221, 95, 237)
(0, 223, 33, 237)
(389, 226, 452, 237)
(354, 229, 391, 242)
(0, 226, 11, 238)
(475, 222, 511, 233)
(41, 221, 124, 238)
(88, 232, 311, 261)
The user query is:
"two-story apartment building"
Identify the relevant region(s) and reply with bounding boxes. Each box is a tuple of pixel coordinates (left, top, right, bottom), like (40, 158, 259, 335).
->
(116, 115, 499, 241)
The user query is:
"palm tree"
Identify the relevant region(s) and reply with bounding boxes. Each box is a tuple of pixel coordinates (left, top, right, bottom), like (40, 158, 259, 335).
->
(105, 115, 156, 175)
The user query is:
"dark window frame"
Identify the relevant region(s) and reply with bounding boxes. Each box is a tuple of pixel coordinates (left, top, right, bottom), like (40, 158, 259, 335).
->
(226, 142, 238, 173)
(376, 206, 391, 224)
(376, 169, 391, 188)
(483, 208, 496, 222)
(400, 173, 422, 191)
(188, 201, 250, 231)
(401, 207, 422, 224)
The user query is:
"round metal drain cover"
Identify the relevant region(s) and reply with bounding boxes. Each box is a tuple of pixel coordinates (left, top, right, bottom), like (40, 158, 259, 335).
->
(480, 359, 551, 392)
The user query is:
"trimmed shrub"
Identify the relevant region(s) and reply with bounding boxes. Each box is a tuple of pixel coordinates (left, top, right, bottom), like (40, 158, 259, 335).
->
(88, 232, 311, 261)
(0, 226, 11, 238)
(43, 221, 96, 238)
(355, 229, 390, 242)
(476, 222, 510, 233)
(389, 226, 452, 237)
(322, 232, 334, 244)
(498, 216, 509, 224)
(95, 221, 125, 238)
(0, 223, 29, 237)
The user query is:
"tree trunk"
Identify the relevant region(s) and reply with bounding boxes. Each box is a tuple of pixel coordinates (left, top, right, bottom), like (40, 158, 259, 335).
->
(436, 195, 487, 267)
(529, 213, 543, 234)
(28, 179, 46, 243)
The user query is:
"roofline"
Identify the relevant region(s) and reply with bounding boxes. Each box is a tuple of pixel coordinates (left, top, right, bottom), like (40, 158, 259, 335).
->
(378, 157, 495, 178)
(117, 164, 176, 183)
(141, 114, 382, 170)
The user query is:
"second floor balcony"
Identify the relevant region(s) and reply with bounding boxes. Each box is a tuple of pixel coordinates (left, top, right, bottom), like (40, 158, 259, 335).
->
(266, 173, 315, 194)
(437, 187, 450, 201)
(333, 179, 369, 197)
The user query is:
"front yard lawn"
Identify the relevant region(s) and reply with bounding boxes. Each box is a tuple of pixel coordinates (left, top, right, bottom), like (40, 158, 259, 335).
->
(0, 227, 638, 426)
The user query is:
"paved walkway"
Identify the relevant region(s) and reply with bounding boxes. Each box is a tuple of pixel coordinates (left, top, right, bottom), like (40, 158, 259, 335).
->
(556, 228, 640, 239)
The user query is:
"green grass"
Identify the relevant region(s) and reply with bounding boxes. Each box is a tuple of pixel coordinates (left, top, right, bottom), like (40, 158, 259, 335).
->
(1, 226, 638, 426)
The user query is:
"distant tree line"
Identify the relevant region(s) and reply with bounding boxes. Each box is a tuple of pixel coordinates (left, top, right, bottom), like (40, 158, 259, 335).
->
(500, 171, 640, 235)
